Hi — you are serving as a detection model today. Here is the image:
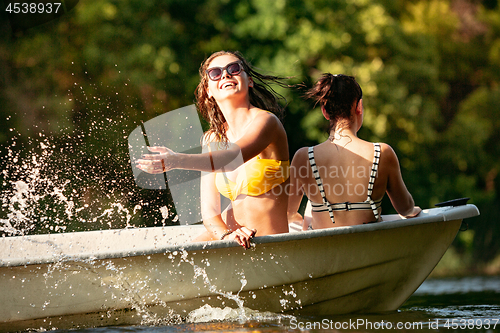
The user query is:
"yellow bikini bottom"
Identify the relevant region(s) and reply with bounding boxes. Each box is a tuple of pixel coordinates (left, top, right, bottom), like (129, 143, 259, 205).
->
(215, 157, 290, 201)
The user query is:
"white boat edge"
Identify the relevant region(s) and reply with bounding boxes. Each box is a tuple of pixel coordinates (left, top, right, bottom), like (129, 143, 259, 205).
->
(0, 204, 479, 267)
(0, 204, 480, 330)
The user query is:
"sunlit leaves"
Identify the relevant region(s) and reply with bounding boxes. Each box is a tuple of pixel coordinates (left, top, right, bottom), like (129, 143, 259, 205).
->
(359, 4, 393, 44)
(234, 0, 288, 40)
(402, 0, 459, 36)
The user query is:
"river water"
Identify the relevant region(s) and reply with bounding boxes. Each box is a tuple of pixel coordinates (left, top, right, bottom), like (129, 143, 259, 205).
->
(50, 275, 499, 333)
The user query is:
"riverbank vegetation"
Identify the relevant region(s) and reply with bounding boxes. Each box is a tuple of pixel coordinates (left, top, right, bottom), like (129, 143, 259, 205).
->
(0, 0, 498, 274)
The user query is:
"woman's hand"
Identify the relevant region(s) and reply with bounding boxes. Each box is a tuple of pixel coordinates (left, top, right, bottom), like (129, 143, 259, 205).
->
(223, 227, 257, 249)
(405, 206, 422, 218)
(288, 211, 309, 231)
(287, 211, 303, 223)
(136, 146, 177, 174)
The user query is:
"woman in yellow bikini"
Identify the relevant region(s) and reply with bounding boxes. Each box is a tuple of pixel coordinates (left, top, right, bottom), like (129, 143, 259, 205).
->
(288, 74, 421, 230)
(136, 51, 290, 248)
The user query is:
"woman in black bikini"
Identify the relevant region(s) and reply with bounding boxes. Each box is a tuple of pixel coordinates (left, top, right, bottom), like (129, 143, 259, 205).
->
(288, 74, 421, 230)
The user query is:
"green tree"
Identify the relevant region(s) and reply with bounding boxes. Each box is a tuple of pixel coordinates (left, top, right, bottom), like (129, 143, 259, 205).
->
(0, 0, 499, 269)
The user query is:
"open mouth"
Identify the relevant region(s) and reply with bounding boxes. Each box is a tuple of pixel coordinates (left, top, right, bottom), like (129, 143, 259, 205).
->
(220, 81, 237, 89)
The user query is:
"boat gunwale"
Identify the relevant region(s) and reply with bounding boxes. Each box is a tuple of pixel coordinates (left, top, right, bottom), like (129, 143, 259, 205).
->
(0, 204, 479, 267)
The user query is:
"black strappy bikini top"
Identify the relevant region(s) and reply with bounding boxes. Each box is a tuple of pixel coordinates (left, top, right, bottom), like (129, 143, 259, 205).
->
(308, 143, 382, 223)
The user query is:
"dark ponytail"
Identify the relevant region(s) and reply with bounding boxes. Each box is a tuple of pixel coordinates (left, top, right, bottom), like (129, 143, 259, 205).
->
(305, 73, 362, 132)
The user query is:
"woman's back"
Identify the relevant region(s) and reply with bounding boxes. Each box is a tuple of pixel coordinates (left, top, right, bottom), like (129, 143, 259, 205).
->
(287, 73, 421, 230)
(296, 137, 389, 227)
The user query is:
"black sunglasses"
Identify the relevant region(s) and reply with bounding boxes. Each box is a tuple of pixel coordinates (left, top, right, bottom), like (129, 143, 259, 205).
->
(206, 61, 244, 81)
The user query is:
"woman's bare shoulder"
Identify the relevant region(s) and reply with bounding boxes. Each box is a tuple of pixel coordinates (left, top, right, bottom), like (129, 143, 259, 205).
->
(377, 142, 400, 169)
(247, 109, 286, 142)
(252, 108, 281, 125)
(378, 142, 393, 151)
(291, 146, 311, 166)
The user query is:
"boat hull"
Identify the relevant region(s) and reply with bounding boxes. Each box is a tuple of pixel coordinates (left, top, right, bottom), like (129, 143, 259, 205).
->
(0, 205, 479, 331)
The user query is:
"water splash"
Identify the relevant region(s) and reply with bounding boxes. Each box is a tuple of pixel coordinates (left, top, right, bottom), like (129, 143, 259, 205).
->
(1, 136, 74, 235)
(0, 107, 294, 329)
(1, 66, 181, 235)
(186, 304, 287, 324)
(0, 132, 148, 235)
(5, 229, 303, 329)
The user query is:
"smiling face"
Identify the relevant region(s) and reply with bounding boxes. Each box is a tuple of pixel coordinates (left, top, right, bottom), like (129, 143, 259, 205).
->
(205, 54, 254, 103)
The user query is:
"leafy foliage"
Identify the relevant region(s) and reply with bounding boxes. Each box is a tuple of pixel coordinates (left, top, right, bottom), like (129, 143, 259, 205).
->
(0, 0, 499, 266)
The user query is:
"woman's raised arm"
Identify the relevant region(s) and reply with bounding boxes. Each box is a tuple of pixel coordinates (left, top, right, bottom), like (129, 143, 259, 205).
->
(136, 110, 286, 174)
(383, 144, 421, 218)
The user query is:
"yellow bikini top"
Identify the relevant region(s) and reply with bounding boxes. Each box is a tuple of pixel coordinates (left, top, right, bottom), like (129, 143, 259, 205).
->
(215, 156, 290, 201)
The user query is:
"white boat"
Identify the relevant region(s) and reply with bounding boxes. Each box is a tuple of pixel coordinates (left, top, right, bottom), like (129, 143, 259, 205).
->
(0, 203, 479, 331)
